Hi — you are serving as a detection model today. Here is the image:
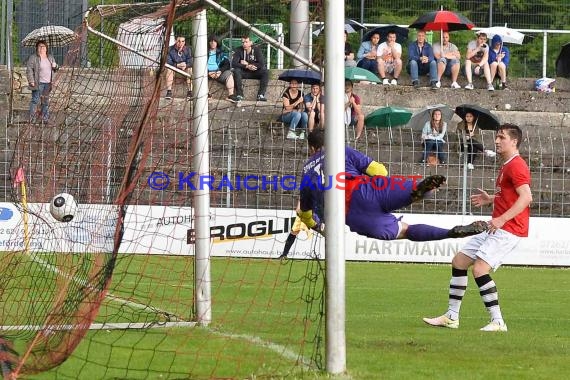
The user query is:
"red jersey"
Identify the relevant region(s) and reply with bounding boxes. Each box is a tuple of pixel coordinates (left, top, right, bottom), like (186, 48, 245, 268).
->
(493, 154, 531, 237)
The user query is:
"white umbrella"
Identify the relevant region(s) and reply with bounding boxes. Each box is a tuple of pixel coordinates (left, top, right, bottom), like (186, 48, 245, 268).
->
(408, 104, 454, 130)
(22, 25, 77, 47)
(477, 26, 525, 45)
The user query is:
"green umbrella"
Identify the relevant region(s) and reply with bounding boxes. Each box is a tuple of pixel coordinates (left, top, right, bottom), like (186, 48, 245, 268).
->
(344, 67, 381, 83)
(365, 106, 413, 128)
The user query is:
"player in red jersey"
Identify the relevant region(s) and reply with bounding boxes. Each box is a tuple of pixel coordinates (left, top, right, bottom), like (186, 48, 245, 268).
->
(424, 123, 532, 332)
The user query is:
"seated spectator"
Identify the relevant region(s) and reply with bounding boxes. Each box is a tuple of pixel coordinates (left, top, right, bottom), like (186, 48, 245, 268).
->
(344, 80, 365, 140)
(377, 31, 403, 85)
(464, 32, 494, 91)
(207, 35, 239, 102)
(231, 35, 269, 101)
(456, 112, 496, 170)
(344, 31, 357, 67)
(420, 108, 447, 164)
(304, 83, 325, 132)
(407, 30, 438, 89)
(165, 35, 192, 100)
(356, 32, 380, 76)
(433, 32, 461, 89)
(488, 35, 510, 90)
(280, 79, 308, 140)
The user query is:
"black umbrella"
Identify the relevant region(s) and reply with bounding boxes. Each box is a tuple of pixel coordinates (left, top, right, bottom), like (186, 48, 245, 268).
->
(455, 104, 500, 130)
(363, 25, 409, 43)
(278, 69, 322, 85)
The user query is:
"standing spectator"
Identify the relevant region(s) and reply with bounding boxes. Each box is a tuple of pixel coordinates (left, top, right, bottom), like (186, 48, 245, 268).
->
(433, 32, 461, 89)
(344, 80, 365, 140)
(26, 40, 58, 123)
(356, 32, 381, 76)
(207, 35, 239, 102)
(465, 32, 494, 91)
(344, 31, 357, 67)
(304, 83, 325, 132)
(420, 108, 447, 164)
(377, 31, 403, 85)
(231, 35, 269, 101)
(407, 30, 438, 89)
(488, 35, 510, 90)
(165, 35, 193, 100)
(424, 124, 532, 332)
(280, 79, 308, 140)
(456, 112, 496, 170)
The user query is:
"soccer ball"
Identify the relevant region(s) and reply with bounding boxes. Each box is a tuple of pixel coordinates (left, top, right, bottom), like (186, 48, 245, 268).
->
(50, 193, 78, 222)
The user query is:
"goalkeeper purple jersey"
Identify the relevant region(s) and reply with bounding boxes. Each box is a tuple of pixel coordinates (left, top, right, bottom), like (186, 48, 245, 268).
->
(299, 146, 373, 224)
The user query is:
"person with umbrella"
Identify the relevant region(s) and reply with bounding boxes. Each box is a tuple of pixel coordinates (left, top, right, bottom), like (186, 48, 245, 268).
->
(420, 108, 448, 165)
(464, 31, 494, 91)
(280, 79, 308, 140)
(488, 35, 510, 90)
(26, 40, 58, 123)
(433, 31, 461, 89)
(377, 31, 403, 85)
(456, 112, 496, 170)
(424, 123, 532, 332)
(356, 31, 381, 76)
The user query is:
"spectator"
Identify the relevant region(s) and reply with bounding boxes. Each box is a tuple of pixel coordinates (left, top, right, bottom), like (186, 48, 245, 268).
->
(407, 30, 438, 89)
(207, 35, 239, 102)
(456, 112, 496, 170)
(488, 35, 510, 90)
(420, 108, 447, 164)
(356, 32, 381, 76)
(465, 32, 494, 91)
(344, 80, 365, 140)
(165, 35, 193, 100)
(231, 35, 269, 101)
(344, 31, 357, 67)
(304, 83, 325, 132)
(280, 79, 308, 140)
(433, 32, 461, 89)
(26, 40, 58, 123)
(377, 31, 403, 85)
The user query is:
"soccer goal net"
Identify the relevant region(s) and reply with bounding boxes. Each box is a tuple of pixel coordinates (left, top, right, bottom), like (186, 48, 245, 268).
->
(1, 1, 325, 378)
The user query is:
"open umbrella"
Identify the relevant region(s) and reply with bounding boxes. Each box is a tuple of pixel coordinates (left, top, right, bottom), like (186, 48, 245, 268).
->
(408, 104, 454, 130)
(363, 25, 409, 43)
(278, 69, 322, 85)
(345, 67, 381, 83)
(313, 19, 366, 36)
(22, 25, 77, 47)
(365, 106, 412, 128)
(455, 104, 500, 130)
(477, 26, 525, 45)
(408, 10, 475, 32)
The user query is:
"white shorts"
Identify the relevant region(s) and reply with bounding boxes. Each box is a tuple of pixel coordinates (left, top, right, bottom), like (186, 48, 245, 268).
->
(460, 229, 522, 270)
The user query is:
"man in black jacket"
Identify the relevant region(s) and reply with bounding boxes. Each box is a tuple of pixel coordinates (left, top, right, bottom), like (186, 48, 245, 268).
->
(231, 36, 269, 101)
(165, 36, 193, 100)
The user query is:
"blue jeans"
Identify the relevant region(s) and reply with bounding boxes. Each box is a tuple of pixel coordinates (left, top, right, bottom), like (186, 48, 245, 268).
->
(356, 58, 379, 76)
(423, 139, 447, 163)
(29, 82, 51, 121)
(280, 111, 308, 131)
(408, 60, 437, 82)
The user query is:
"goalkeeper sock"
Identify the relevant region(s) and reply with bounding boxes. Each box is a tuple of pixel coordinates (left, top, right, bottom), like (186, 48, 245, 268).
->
(406, 224, 449, 241)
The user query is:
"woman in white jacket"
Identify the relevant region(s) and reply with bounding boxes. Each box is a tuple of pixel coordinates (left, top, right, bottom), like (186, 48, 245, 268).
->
(420, 108, 447, 164)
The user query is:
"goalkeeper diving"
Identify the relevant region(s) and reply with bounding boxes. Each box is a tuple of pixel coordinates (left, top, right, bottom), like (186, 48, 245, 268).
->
(281, 129, 487, 258)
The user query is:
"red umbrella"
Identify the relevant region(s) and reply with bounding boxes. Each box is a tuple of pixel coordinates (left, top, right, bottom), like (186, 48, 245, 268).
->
(408, 10, 474, 32)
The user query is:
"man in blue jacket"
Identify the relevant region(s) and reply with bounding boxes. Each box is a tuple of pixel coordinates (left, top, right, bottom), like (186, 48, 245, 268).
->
(488, 35, 510, 90)
(407, 30, 438, 89)
(165, 35, 193, 100)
